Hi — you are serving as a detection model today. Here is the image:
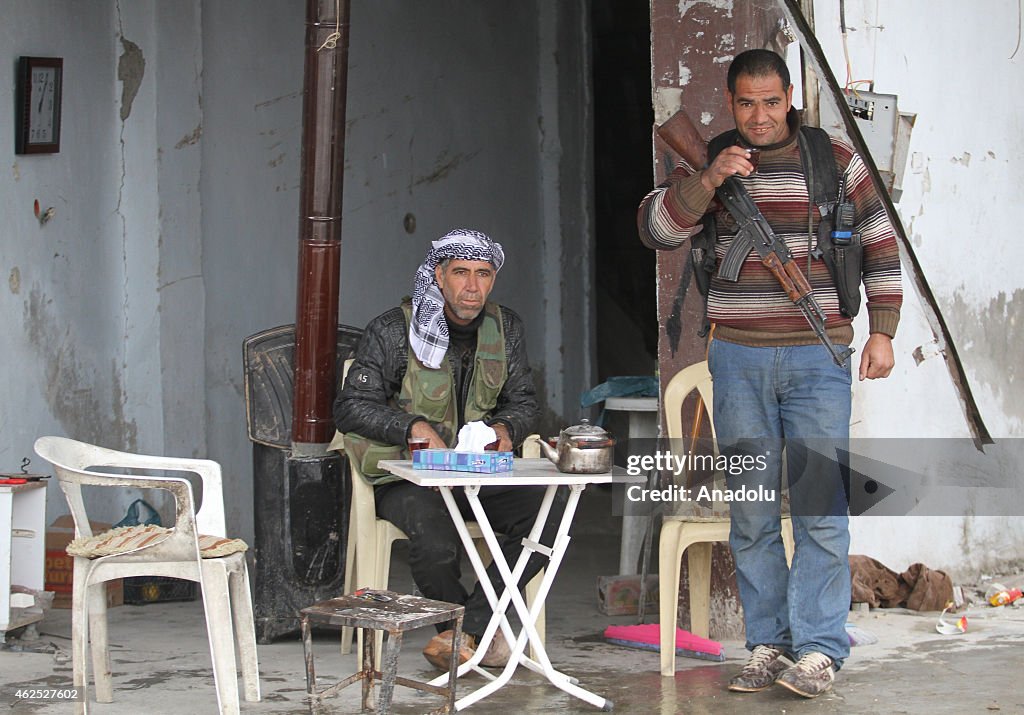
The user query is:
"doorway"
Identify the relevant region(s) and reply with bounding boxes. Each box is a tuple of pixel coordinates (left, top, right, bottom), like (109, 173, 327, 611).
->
(592, 0, 658, 383)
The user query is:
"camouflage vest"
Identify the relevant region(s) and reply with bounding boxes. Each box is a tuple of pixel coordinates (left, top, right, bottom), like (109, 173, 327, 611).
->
(344, 300, 507, 483)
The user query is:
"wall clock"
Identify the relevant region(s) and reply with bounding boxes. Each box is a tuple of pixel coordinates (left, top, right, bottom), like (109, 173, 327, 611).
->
(15, 56, 63, 155)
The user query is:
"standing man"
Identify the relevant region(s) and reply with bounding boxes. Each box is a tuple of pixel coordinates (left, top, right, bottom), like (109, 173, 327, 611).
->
(334, 228, 556, 670)
(638, 50, 902, 697)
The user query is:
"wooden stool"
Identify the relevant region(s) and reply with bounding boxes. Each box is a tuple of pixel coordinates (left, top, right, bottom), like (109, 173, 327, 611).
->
(301, 590, 464, 714)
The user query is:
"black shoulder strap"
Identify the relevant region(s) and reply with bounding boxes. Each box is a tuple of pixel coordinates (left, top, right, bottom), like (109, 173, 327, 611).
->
(797, 125, 839, 216)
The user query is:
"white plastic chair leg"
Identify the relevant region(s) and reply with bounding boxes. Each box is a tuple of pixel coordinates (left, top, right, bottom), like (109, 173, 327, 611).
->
(342, 519, 389, 658)
(87, 582, 113, 703)
(354, 528, 396, 669)
(70, 562, 90, 715)
(782, 516, 795, 566)
(658, 520, 683, 677)
(659, 520, 730, 675)
(677, 523, 732, 643)
(227, 561, 261, 702)
(371, 532, 398, 662)
(686, 542, 714, 640)
(339, 517, 359, 655)
(200, 563, 241, 715)
(525, 571, 545, 661)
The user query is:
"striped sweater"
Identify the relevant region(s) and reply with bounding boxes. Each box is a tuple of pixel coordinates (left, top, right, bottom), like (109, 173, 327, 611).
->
(638, 115, 902, 348)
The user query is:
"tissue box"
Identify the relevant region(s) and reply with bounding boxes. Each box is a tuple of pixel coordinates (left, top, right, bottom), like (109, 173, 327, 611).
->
(413, 449, 514, 473)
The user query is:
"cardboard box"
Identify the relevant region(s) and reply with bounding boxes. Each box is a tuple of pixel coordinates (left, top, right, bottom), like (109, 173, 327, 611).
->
(45, 515, 123, 609)
(412, 448, 514, 473)
(597, 574, 658, 616)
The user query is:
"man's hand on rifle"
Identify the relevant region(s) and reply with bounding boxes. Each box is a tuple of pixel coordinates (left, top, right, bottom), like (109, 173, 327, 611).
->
(858, 333, 895, 381)
(700, 145, 758, 191)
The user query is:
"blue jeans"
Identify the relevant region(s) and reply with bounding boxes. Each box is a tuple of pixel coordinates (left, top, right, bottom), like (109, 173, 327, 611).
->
(708, 339, 852, 667)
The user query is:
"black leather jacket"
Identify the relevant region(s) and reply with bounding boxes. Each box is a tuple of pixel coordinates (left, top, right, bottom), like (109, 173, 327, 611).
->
(333, 305, 539, 447)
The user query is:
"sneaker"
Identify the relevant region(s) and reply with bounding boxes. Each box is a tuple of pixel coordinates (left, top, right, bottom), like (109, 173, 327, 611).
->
(728, 645, 792, 692)
(478, 631, 513, 668)
(422, 630, 475, 671)
(776, 652, 835, 698)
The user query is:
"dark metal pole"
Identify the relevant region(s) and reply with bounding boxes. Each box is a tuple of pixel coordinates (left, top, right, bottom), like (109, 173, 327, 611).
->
(249, 0, 353, 642)
(292, 0, 351, 453)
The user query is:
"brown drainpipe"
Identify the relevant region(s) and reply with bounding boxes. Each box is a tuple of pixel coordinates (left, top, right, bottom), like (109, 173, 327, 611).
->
(291, 0, 351, 454)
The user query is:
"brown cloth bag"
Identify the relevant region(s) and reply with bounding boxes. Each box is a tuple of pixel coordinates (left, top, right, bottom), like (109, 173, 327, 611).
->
(849, 554, 953, 611)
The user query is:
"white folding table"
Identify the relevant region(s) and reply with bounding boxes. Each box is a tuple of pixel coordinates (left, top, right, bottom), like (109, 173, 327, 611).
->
(378, 458, 629, 711)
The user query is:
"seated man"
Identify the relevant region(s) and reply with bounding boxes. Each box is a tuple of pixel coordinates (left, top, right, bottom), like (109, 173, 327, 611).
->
(334, 228, 559, 670)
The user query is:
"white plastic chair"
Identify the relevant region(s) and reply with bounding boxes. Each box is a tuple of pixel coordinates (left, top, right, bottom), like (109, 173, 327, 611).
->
(657, 361, 794, 676)
(335, 360, 545, 663)
(34, 436, 260, 714)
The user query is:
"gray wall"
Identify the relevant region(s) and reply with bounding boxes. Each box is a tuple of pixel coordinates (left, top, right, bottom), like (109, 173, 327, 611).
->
(1, 1, 593, 542)
(2, 0, 210, 522)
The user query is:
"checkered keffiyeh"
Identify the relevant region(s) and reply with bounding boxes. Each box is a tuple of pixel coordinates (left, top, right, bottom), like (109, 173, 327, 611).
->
(410, 228, 505, 369)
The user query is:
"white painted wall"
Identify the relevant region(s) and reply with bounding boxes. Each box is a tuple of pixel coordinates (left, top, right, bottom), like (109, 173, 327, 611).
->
(812, 0, 1024, 577)
(3, 2, 154, 525)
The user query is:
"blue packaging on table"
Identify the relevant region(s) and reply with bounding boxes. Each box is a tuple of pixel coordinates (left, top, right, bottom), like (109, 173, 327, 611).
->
(412, 448, 514, 473)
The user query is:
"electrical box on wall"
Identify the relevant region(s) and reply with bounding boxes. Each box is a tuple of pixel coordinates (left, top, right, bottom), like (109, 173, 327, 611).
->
(844, 90, 916, 202)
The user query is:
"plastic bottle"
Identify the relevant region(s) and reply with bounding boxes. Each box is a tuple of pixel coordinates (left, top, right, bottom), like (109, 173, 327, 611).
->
(988, 587, 1023, 607)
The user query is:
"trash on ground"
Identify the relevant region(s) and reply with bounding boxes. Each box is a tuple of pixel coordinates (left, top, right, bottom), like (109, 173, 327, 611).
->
(984, 584, 1022, 607)
(935, 605, 968, 635)
(845, 623, 878, 646)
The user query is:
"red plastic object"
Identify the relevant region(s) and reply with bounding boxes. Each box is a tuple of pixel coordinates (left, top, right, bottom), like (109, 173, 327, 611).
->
(603, 623, 724, 660)
(989, 588, 1023, 607)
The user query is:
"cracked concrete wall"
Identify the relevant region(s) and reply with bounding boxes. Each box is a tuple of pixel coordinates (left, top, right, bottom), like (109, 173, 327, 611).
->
(2, 1, 590, 541)
(1, 1, 205, 526)
(151, 1, 206, 462)
(201, 1, 591, 541)
(809, 0, 1024, 573)
(200, 0, 305, 543)
(3, 2, 589, 540)
(650, 0, 787, 389)
(814, 0, 1024, 440)
(2, 1, 132, 524)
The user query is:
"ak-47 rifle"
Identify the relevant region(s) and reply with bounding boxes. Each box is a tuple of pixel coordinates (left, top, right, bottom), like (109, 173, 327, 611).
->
(656, 109, 854, 368)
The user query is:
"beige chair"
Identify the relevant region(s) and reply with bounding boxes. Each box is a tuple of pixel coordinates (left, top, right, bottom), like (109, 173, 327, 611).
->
(657, 361, 794, 676)
(335, 360, 545, 663)
(33, 436, 260, 715)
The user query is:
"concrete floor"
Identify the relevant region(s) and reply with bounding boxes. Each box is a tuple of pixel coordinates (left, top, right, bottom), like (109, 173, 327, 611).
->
(3, 485, 1023, 714)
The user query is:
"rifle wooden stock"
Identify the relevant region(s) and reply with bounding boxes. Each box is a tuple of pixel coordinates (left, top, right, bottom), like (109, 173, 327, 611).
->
(656, 109, 708, 170)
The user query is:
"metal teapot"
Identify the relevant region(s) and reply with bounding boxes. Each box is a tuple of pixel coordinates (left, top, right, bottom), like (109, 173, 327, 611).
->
(537, 419, 616, 474)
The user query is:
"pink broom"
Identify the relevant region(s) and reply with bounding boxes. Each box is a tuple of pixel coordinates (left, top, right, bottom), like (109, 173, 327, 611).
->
(603, 623, 725, 662)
